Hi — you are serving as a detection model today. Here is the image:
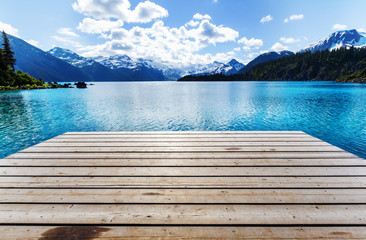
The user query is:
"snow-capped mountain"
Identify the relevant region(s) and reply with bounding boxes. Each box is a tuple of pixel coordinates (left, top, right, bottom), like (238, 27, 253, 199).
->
(92, 55, 233, 79)
(94, 55, 182, 80)
(48, 48, 166, 81)
(195, 59, 245, 76)
(238, 51, 294, 74)
(93, 55, 139, 70)
(140, 59, 184, 80)
(181, 61, 221, 76)
(48, 47, 96, 68)
(300, 29, 366, 53)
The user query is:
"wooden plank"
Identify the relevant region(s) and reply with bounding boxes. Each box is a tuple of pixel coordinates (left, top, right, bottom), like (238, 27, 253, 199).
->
(55, 134, 315, 139)
(6, 152, 357, 159)
(1, 166, 366, 177)
(1, 176, 365, 188)
(1, 204, 366, 225)
(1, 189, 366, 204)
(1, 226, 365, 239)
(20, 146, 344, 153)
(1, 158, 365, 167)
(36, 141, 331, 147)
(47, 136, 321, 142)
(63, 131, 307, 135)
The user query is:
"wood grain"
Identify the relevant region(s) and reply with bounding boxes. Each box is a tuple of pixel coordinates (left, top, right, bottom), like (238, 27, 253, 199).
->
(1, 131, 366, 239)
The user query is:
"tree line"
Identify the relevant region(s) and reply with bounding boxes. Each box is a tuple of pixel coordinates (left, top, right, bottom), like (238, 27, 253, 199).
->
(178, 47, 366, 83)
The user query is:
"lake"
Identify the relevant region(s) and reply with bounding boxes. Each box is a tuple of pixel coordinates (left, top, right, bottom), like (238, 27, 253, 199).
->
(0, 81, 365, 159)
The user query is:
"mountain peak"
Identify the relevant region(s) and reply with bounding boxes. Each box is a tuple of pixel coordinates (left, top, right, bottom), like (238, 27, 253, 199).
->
(49, 46, 70, 52)
(279, 50, 293, 56)
(238, 50, 294, 75)
(47, 47, 91, 68)
(301, 29, 366, 53)
(228, 59, 239, 64)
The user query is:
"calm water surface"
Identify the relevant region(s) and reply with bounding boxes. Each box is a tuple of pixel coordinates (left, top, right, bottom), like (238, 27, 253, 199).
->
(0, 81, 365, 159)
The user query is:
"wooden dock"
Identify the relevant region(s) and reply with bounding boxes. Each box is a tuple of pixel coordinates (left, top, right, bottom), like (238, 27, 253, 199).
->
(1, 131, 366, 239)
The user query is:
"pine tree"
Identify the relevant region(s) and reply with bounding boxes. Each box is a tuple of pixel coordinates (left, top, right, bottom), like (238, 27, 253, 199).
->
(1, 31, 16, 72)
(0, 48, 7, 71)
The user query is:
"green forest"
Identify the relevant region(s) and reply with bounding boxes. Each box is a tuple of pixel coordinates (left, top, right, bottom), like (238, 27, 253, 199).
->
(0, 31, 46, 90)
(179, 47, 366, 83)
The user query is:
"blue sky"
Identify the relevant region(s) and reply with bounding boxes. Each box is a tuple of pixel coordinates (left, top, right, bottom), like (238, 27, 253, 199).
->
(0, 0, 366, 67)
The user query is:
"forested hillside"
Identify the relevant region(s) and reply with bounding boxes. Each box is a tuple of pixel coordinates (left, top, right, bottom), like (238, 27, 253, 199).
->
(179, 47, 366, 83)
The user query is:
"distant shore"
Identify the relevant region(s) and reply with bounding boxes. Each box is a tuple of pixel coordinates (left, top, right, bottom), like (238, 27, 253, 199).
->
(0, 82, 91, 91)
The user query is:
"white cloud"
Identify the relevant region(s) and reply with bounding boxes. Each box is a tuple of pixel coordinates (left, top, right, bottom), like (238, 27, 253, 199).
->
(79, 17, 239, 67)
(185, 20, 199, 28)
(53, 27, 82, 49)
(332, 24, 348, 31)
(284, 14, 304, 23)
(52, 35, 82, 48)
(58, 28, 80, 37)
(212, 0, 218, 3)
(234, 47, 241, 52)
(271, 42, 288, 52)
(358, 28, 366, 33)
(280, 37, 300, 44)
(185, 14, 211, 28)
(77, 18, 124, 34)
(0, 21, 19, 37)
(72, 0, 168, 23)
(26, 39, 40, 47)
(193, 13, 211, 20)
(190, 20, 239, 44)
(238, 37, 263, 51)
(71, 1, 240, 67)
(260, 15, 273, 23)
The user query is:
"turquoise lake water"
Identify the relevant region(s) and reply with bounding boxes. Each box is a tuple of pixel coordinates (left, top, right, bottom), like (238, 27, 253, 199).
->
(0, 81, 365, 159)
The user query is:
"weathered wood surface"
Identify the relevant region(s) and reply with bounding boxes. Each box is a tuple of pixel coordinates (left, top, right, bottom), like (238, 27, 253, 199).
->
(2, 226, 366, 240)
(1, 189, 366, 203)
(1, 131, 366, 239)
(1, 204, 366, 225)
(2, 176, 366, 188)
(21, 146, 344, 152)
(2, 166, 366, 176)
(6, 152, 357, 159)
(1, 158, 365, 166)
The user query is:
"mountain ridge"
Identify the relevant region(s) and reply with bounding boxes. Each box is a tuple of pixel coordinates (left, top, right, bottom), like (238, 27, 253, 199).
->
(2, 35, 91, 83)
(5, 29, 366, 82)
(48, 47, 167, 81)
(194, 59, 245, 76)
(300, 29, 366, 53)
